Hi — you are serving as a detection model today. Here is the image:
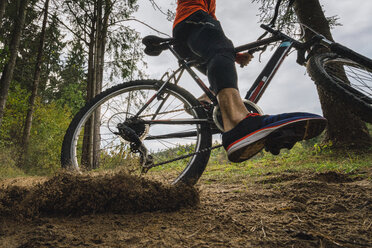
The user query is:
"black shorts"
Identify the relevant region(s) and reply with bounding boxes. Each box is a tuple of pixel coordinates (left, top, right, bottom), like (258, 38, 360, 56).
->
(173, 10, 238, 93)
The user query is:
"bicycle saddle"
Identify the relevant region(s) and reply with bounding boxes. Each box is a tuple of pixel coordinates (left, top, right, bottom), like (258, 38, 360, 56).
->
(142, 35, 175, 56)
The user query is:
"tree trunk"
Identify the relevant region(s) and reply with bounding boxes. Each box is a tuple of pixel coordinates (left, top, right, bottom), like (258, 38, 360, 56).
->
(293, 0, 371, 148)
(91, 0, 110, 169)
(81, 17, 97, 169)
(20, 0, 49, 160)
(90, 0, 102, 169)
(81, 0, 111, 170)
(0, 0, 6, 26)
(80, 0, 112, 169)
(0, 0, 29, 128)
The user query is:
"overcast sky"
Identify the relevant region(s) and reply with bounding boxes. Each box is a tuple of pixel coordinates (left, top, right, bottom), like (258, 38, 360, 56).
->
(127, 0, 372, 115)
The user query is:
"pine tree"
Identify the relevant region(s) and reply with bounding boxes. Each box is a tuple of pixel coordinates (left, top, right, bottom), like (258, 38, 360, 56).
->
(21, 0, 50, 157)
(0, 0, 30, 128)
(57, 37, 87, 115)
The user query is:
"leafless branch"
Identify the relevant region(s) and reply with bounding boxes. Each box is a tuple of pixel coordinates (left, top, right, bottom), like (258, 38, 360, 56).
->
(148, 0, 168, 16)
(65, 1, 91, 36)
(34, 0, 89, 46)
(112, 18, 170, 37)
(148, 0, 175, 22)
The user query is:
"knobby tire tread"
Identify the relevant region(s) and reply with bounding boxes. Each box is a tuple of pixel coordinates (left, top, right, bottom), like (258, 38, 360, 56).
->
(307, 53, 372, 124)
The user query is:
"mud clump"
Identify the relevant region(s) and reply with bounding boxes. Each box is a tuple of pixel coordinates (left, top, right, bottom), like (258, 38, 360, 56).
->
(0, 186, 29, 216)
(0, 172, 199, 218)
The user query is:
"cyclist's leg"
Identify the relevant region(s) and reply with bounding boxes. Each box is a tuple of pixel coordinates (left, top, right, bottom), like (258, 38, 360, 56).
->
(179, 11, 250, 131)
(175, 11, 327, 162)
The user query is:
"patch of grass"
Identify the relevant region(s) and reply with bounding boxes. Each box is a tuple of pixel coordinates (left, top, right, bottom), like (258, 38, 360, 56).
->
(201, 142, 372, 183)
(0, 166, 26, 179)
(0, 147, 26, 179)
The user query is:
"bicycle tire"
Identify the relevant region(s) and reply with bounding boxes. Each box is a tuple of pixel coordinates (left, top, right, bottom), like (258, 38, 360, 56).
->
(307, 52, 372, 123)
(61, 80, 212, 185)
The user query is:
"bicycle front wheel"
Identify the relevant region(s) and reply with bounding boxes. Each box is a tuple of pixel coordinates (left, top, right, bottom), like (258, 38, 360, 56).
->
(307, 52, 372, 123)
(61, 80, 212, 185)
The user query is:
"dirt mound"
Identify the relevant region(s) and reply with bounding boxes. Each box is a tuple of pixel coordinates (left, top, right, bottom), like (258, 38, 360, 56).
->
(256, 173, 299, 184)
(313, 171, 355, 183)
(1, 169, 371, 247)
(0, 172, 199, 218)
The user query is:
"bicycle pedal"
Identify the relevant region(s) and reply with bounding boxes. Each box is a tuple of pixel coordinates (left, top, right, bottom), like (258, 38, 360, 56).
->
(265, 146, 281, 155)
(265, 129, 298, 155)
(265, 141, 296, 155)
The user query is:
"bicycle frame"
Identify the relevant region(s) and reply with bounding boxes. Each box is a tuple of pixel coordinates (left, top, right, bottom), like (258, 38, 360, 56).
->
(138, 24, 329, 128)
(166, 25, 301, 108)
(242, 40, 294, 103)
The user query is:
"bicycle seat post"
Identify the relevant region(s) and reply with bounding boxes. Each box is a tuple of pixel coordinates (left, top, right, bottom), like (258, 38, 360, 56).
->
(168, 45, 217, 104)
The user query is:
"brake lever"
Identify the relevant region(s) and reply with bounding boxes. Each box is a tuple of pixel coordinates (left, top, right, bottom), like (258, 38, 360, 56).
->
(242, 46, 268, 66)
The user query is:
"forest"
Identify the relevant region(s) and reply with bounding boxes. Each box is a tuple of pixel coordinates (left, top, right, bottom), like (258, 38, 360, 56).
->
(0, 0, 146, 175)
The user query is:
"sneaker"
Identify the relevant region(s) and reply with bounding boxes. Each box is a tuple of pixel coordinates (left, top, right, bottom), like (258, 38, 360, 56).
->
(222, 112, 327, 162)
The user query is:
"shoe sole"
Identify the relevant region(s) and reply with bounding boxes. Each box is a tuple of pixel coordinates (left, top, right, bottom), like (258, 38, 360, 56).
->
(227, 117, 327, 163)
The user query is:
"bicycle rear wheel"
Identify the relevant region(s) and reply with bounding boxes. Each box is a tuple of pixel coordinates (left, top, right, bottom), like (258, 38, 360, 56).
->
(61, 80, 212, 185)
(307, 53, 372, 123)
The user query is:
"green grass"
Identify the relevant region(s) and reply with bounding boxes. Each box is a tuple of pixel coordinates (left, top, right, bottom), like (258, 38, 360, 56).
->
(201, 141, 372, 183)
(1, 138, 371, 182)
(0, 147, 26, 179)
(0, 165, 26, 179)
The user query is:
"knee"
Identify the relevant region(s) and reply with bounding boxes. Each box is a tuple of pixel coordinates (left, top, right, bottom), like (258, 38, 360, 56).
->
(208, 52, 234, 68)
(207, 53, 238, 93)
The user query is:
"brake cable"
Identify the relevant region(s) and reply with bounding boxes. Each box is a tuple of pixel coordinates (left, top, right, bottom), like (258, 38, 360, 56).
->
(252, 0, 295, 61)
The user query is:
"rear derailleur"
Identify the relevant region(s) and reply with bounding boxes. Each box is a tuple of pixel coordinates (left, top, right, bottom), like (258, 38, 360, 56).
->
(115, 122, 154, 173)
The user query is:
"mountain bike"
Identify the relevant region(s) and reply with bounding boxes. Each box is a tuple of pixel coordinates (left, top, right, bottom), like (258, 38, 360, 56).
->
(61, 23, 372, 185)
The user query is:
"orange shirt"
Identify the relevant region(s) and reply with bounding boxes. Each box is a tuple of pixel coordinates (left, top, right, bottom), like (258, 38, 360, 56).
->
(173, 0, 216, 29)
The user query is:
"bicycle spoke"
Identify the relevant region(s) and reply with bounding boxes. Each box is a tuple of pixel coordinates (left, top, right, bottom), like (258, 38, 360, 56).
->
(325, 60, 372, 99)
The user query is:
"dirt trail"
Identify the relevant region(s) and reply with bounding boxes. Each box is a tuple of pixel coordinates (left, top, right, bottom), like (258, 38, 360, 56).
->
(0, 170, 371, 248)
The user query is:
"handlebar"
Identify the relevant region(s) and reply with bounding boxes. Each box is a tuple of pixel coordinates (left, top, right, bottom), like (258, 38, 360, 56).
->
(260, 24, 276, 34)
(258, 24, 322, 65)
(260, 24, 296, 43)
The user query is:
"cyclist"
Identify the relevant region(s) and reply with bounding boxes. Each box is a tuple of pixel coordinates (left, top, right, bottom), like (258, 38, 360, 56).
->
(173, 0, 327, 162)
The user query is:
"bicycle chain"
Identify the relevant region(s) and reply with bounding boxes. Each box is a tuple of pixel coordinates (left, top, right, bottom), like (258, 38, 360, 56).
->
(139, 103, 213, 118)
(143, 144, 223, 170)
